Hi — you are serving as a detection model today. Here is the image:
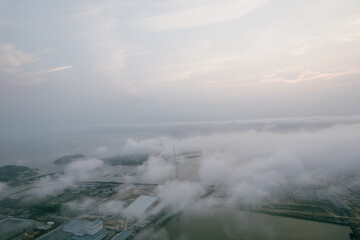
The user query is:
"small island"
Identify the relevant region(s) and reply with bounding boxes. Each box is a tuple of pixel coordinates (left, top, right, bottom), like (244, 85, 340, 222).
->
(53, 154, 86, 165)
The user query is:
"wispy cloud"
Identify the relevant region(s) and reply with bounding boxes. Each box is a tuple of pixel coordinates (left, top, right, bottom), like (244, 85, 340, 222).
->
(300, 17, 360, 45)
(0, 44, 73, 85)
(263, 68, 360, 84)
(204, 68, 360, 92)
(331, 18, 360, 42)
(0, 43, 38, 66)
(47, 65, 73, 73)
(141, 0, 269, 31)
(72, 2, 127, 77)
(291, 45, 311, 56)
(32, 158, 104, 198)
(72, 1, 130, 19)
(327, 80, 360, 88)
(151, 55, 244, 82)
(205, 79, 262, 89)
(0, 43, 41, 85)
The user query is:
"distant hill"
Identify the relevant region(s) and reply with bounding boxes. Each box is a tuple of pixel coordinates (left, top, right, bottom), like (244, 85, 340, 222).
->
(102, 154, 148, 166)
(101, 152, 201, 166)
(0, 165, 30, 177)
(0, 165, 37, 182)
(53, 154, 86, 165)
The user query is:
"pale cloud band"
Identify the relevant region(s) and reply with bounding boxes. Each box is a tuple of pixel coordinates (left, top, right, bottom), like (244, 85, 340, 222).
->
(141, 0, 269, 31)
(47, 65, 73, 73)
(0, 43, 40, 85)
(264, 68, 360, 84)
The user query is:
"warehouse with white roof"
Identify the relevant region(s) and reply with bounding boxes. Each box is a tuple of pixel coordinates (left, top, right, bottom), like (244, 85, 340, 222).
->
(123, 195, 158, 218)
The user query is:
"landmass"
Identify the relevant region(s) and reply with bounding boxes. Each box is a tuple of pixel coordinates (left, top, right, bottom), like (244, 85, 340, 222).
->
(53, 154, 86, 165)
(102, 154, 149, 166)
(0, 165, 38, 182)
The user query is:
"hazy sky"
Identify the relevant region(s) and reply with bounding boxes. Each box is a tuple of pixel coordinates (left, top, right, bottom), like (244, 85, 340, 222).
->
(1, 0, 360, 127)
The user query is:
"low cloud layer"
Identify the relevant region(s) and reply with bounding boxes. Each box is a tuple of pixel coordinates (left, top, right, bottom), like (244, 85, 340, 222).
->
(0, 182, 7, 196)
(99, 200, 125, 216)
(137, 156, 176, 183)
(126, 120, 360, 212)
(122, 138, 163, 156)
(62, 198, 97, 216)
(157, 180, 205, 213)
(32, 158, 104, 198)
(15, 117, 360, 218)
(61, 198, 125, 217)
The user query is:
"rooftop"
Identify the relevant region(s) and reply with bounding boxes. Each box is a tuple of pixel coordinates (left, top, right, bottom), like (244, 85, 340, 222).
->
(86, 220, 102, 229)
(124, 195, 158, 217)
(113, 230, 132, 240)
(71, 228, 107, 240)
(63, 219, 103, 236)
(149, 201, 167, 216)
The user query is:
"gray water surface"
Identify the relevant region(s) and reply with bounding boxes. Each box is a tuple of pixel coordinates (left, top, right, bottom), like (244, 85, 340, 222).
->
(140, 208, 350, 240)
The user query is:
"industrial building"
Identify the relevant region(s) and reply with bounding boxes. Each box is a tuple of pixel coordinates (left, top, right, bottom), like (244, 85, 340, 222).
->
(123, 195, 158, 218)
(113, 230, 132, 240)
(85, 220, 103, 235)
(148, 201, 167, 220)
(70, 229, 107, 240)
(38, 227, 74, 240)
(62, 219, 107, 240)
(37, 221, 53, 231)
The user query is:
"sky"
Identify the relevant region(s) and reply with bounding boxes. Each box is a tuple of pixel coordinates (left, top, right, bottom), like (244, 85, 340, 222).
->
(0, 0, 360, 127)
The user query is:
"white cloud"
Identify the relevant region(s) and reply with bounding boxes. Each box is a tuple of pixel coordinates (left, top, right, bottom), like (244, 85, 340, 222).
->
(0, 44, 72, 84)
(0, 43, 37, 67)
(32, 174, 74, 198)
(151, 55, 243, 82)
(263, 68, 360, 84)
(99, 200, 125, 215)
(137, 156, 175, 183)
(72, 1, 130, 19)
(291, 45, 311, 56)
(333, 31, 360, 42)
(72, 2, 127, 78)
(63, 198, 97, 214)
(65, 158, 104, 181)
(122, 138, 163, 155)
(157, 180, 205, 213)
(331, 18, 360, 42)
(31, 158, 105, 198)
(141, 0, 269, 31)
(0, 182, 8, 196)
(47, 65, 73, 73)
(0, 43, 41, 85)
(68, 2, 141, 95)
(298, 17, 360, 46)
(134, 119, 360, 207)
(95, 146, 109, 155)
